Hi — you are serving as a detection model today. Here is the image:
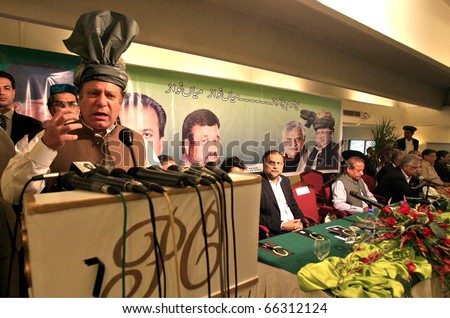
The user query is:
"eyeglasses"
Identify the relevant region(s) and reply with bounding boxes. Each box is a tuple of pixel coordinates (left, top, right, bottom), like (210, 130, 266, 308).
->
(51, 101, 79, 108)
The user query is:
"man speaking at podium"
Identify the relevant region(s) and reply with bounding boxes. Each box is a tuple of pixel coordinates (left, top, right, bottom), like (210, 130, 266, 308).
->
(1, 10, 146, 205)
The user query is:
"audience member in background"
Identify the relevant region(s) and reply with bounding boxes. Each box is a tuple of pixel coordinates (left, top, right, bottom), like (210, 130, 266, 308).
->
(281, 120, 306, 172)
(435, 150, 450, 183)
(374, 154, 422, 203)
(15, 84, 80, 151)
(332, 156, 377, 213)
(408, 150, 422, 158)
(181, 109, 220, 166)
(220, 156, 247, 173)
(420, 149, 450, 188)
(0, 71, 43, 144)
(376, 150, 405, 184)
(259, 150, 306, 237)
(395, 125, 419, 153)
(158, 154, 176, 170)
(1, 10, 146, 205)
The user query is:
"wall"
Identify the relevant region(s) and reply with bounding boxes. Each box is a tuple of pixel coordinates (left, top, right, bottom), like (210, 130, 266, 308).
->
(342, 100, 450, 151)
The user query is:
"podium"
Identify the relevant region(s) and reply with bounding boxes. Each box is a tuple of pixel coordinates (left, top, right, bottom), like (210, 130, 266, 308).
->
(22, 173, 261, 297)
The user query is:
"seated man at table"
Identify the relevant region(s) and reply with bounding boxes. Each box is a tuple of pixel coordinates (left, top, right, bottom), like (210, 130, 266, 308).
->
(332, 156, 377, 213)
(435, 150, 450, 183)
(259, 150, 306, 237)
(376, 150, 405, 184)
(420, 148, 450, 190)
(374, 154, 422, 203)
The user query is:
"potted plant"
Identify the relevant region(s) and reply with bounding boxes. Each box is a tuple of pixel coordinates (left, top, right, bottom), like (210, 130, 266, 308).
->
(369, 118, 401, 171)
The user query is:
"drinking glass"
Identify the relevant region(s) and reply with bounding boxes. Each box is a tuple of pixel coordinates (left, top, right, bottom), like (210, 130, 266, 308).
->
(345, 225, 360, 244)
(313, 237, 330, 261)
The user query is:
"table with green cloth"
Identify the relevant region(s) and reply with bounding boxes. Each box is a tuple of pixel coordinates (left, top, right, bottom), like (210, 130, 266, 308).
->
(256, 213, 448, 298)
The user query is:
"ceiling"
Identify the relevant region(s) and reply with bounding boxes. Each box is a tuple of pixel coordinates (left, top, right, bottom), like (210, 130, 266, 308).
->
(1, 0, 449, 109)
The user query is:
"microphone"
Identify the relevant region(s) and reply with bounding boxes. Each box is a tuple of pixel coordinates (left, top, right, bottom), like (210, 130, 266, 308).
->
(110, 168, 166, 194)
(168, 165, 215, 184)
(85, 169, 149, 194)
(205, 162, 233, 183)
(149, 165, 211, 186)
(60, 172, 121, 195)
(191, 162, 222, 182)
(349, 191, 384, 209)
(119, 128, 138, 167)
(411, 181, 429, 190)
(128, 167, 189, 188)
(418, 176, 442, 187)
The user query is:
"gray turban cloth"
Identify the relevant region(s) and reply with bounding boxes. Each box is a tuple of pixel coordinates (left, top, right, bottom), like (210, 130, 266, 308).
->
(63, 10, 140, 90)
(300, 109, 335, 130)
(312, 112, 335, 130)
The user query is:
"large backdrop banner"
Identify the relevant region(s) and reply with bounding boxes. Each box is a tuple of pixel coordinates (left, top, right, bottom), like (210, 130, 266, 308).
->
(0, 44, 342, 173)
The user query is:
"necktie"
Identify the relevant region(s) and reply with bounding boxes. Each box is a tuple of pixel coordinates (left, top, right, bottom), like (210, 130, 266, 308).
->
(0, 114, 6, 131)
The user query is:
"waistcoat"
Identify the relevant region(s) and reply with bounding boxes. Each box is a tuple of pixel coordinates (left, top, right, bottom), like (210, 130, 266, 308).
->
(337, 173, 368, 207)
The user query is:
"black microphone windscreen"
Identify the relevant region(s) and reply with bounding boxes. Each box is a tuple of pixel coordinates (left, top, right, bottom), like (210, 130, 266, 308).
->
(119, 128, 134, 147)
(110, 168, 129, 178)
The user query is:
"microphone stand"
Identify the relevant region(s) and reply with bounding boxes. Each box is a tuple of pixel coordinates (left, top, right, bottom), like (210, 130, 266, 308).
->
(424, 183, 431, 200)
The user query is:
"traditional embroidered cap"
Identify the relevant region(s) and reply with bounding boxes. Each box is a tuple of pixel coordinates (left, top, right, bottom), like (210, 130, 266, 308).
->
(312, 111, 335, 130)
(49, 84, 78, 97)
(63, 10, 139, 90)
(402, 125, 417, 132)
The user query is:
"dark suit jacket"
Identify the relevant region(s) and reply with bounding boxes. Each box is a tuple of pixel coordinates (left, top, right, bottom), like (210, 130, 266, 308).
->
(374, 167, 421, 203)
(395, 137, 419, 151)
(376, 163, 396, 184)
(259, 173, 306, 236)
(434, 161, 450, 183)
(10, 111, 43, 145)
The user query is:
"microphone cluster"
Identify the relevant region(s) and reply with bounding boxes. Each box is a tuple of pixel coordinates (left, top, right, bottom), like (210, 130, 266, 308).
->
(31, 161, 233, 195)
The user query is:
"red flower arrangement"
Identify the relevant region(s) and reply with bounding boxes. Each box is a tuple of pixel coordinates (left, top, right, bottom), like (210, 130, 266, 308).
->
(375, 199, 450, 296)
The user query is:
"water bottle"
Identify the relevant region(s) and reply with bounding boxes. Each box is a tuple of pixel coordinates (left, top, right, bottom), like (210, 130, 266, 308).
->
(364, 208, 376, 238)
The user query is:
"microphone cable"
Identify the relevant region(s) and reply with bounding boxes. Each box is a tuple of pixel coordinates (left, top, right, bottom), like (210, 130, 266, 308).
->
(142, 191, 166, 298)
(228, 181, 238, 297)
(193, 185, 212, 297)
(119, 192, 128, 298)
(161, 191, 181, 297)
(209, 181, 227, 297)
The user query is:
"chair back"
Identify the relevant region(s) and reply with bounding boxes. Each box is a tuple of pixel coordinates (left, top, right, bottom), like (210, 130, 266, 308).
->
(300, 170, 324, 200)
(291, 182, 320, 225)
(361, 174, 376, 192)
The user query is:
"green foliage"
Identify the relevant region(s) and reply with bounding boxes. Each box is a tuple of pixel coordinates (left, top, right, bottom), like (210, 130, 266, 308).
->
(369, 118, 401, 169)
